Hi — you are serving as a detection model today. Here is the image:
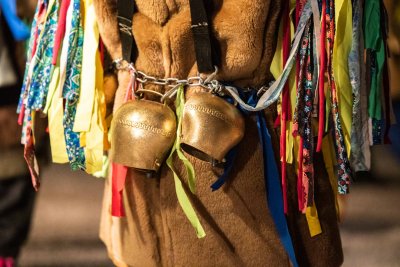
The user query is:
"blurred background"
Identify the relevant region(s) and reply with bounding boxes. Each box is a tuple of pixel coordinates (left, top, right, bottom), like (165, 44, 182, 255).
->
(1, 0, 400, 266)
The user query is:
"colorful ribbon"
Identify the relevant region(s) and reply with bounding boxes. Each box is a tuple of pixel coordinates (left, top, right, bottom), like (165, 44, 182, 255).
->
(166, 85, 206, 238)
(62, 0, 85, 170)
(248, 93, 298, 267)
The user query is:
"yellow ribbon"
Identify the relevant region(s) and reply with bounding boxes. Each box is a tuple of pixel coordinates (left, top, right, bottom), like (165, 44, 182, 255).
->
(166, 85, 205, 238)
(73, 0, 99, 133)
(84, 51, 108, 174)
(47, 64, 69, 163)
(305, 204, 322, 237)
(333, 0, 353, 156)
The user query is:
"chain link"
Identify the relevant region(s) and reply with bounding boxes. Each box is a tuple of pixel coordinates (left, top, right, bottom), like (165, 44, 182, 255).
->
(135, 70, 206, 88)
(113, 60, 272, 103)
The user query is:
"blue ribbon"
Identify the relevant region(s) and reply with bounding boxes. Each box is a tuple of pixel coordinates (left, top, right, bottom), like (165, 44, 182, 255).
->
(248, 93, 299, 267)
(0, 0, 30, 41)
(210, 95, 239, 191)
(211, 146, 238, 191)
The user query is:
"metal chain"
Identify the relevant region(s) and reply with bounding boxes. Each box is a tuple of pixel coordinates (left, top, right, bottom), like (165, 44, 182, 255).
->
(113, 59, 273, 104)
(114, 60, 218, 90)
(134, 70, 207, 89)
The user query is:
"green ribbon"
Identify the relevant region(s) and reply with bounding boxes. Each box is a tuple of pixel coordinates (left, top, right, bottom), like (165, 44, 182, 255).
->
(166, 85, 205, 238)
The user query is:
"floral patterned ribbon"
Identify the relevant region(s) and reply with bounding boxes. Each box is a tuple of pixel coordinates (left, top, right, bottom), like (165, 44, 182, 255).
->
(28, 0, 59, 110)
(293, 19, 315, 210)
(326, 0, 352, 194)
(62, 0, 85, 170)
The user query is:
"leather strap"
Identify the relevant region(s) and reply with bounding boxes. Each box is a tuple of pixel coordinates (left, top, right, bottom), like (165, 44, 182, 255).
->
(189, 0, 217, 73)
(117, 0, 136, 62)
(116, 0, 217, 72)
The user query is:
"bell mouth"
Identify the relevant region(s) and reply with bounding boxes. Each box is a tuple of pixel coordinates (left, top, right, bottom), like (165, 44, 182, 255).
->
(180, 143, 224, 166)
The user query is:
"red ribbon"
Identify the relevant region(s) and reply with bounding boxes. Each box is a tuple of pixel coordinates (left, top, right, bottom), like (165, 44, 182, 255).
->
(280, 0, 291, 214)
(51, 0, 71, 65)
(111, 163, 127, 217)
(297, 137, 304, 211)
(316, 0, 327, 152)
(17, 104, 25, 126)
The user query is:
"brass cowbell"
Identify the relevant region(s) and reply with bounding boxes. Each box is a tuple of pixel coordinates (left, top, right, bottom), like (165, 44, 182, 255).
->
(110, 99, 177, 172)
(181, 92, 245, 163)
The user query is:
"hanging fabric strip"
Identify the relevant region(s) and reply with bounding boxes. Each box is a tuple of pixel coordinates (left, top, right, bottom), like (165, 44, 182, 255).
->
(56, 0, 73, 99)
(24, 115, 40, 191)
(48, 90, 70, 163)
(269, 2, 296, 167)
(295, 19, 316, 211)
(166, 85, 205, 238)
(52, 0, 71, 65)
(301, 9, 323, 231)
(280, 0, 291, 215)
(18, 0, 45, 132)
(333, 0, 353, 156)
(209, 96, 239, 191)
(62, 0, 85, 170)
(326, 0, 352, 194)
(364, 0, 385, 145)
(111, 163, 127, 217)
(224, 0, 313, 112)
(363, 0, 384, 121)
(349, 0, 367, 171)
(295, 0, 308, 122)
(28, 0, 59, 110)
(357, 0, 372, 170)
(45, 56, 70, 163)
(17, 7, 38, 122)
(73, 0, 99, 133)
(302, 22, 315, 209)
(293, 24, 308, 209)
(210, 146, 238, 191)
(20, 0, 52, 145)
(297, 136, 304, 211)
(316, 0, 327, 152)
(247, 93, 298, 267)
(305, 204, 322, 237)
(84, 52, 107, 174)
(310, 0, 321, 70)
(44, 5, 70, 163)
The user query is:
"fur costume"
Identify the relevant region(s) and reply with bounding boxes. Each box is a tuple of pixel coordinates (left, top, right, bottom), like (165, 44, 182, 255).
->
(94, 1, 343, 266)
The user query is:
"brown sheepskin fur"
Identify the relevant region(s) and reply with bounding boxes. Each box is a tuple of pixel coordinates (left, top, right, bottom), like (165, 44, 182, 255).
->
(94, 1, 344, 266)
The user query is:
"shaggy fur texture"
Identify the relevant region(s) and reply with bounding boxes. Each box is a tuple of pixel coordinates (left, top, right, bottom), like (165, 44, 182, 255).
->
(94, 1, 343, 266)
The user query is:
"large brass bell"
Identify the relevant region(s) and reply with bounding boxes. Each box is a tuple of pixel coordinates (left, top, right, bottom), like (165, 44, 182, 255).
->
(110, 99, 177, 172)
(181, 92, 245, 163)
